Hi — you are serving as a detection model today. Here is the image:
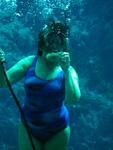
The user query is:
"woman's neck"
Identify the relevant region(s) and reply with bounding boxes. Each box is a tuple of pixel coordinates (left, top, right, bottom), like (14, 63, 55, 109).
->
(37, 56, 58, 73)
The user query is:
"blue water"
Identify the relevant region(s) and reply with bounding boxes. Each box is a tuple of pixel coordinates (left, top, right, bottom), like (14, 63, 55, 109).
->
(0, 0, 113, 149)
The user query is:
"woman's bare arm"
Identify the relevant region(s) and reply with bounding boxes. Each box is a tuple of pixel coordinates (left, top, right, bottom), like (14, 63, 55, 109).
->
(0, 55, 35, 88)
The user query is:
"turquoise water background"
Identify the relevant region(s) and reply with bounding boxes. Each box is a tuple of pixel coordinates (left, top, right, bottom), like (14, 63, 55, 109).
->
(0, 0, 113, 149)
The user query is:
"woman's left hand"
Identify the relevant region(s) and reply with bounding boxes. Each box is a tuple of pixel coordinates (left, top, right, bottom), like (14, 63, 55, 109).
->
(58, 52, 71, 72)
(46, 51, 71, 72)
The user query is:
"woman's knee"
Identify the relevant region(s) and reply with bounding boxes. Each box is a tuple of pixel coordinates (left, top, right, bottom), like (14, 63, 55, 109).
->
(18, 122, 42, 150)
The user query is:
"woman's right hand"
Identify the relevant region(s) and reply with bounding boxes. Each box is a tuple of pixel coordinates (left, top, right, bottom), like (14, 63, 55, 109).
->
(0, 49, 6, 64)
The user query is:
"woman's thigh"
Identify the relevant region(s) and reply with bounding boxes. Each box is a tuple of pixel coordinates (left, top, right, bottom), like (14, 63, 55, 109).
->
(18, 122, 42, 150)
(45, 126, 70, 150)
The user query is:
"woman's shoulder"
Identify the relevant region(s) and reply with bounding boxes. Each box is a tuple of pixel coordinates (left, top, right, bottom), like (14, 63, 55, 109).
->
(22, 55, 36, 72)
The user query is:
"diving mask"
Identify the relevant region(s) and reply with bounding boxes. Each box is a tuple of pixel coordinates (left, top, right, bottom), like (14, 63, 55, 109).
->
(44, 22, 69, 53)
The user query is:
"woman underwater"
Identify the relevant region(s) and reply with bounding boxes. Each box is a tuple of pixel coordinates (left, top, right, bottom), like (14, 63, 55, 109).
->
(0, 17, 81, 150)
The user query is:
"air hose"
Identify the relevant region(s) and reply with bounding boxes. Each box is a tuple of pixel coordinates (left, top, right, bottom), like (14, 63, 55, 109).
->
(0, 61, 36, 150)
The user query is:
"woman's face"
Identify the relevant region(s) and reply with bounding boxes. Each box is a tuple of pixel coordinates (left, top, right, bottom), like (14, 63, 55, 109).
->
(45, 32, 66, 53)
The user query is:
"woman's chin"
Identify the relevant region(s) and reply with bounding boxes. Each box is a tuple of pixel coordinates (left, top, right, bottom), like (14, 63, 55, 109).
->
(46, 59, 58, 66)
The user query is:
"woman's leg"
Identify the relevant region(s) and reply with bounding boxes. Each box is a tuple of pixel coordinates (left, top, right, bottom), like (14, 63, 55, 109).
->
(18, 121, 42, 150)
(45, 126, 70, 150)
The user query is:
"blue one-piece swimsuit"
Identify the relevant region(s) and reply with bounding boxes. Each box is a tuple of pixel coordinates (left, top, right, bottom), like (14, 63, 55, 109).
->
(21, 55, 70, 142)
